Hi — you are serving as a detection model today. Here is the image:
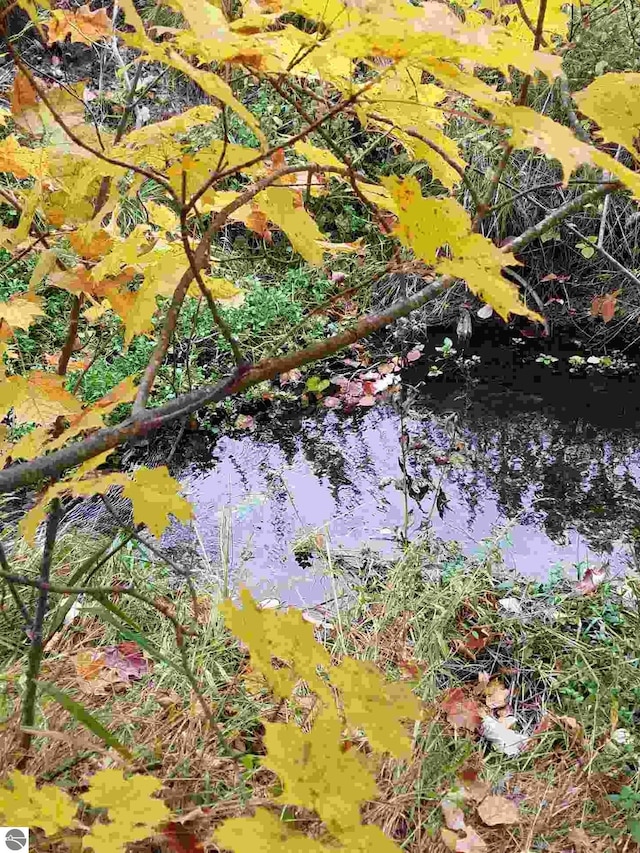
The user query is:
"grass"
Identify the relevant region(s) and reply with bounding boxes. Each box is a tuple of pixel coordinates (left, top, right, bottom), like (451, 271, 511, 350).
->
(0, 524, 639, 851)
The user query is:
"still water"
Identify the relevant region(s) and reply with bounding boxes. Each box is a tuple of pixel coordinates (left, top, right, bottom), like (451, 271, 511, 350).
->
(163, 365, 640, 606)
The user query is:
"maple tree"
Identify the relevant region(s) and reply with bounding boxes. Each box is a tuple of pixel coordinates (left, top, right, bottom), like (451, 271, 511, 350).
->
(0, 0, 639, 838)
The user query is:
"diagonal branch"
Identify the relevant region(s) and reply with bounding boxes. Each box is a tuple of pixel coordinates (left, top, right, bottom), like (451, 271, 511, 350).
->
(0, 181, 625, 494)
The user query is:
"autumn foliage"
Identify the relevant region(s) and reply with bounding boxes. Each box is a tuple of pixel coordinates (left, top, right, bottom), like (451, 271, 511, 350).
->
(0, 0, 639, 847)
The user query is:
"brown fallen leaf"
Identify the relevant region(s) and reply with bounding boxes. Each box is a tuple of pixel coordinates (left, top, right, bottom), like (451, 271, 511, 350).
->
(442, 826, 488, 852)
(462, 780, 490, 803)
(477, 795, 519, 826)
(567, 827, 591, 851)
(484, 679, 509, 709)
(441, 798, 466, 831)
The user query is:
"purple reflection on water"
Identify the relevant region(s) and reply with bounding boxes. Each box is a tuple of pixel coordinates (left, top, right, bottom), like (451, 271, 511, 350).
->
(163, 404, 640, 605)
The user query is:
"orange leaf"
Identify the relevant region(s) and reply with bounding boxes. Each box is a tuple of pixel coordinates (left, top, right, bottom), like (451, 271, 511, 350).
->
(590, 295, 604, 317)
(49, 266, 99, 297)
(46, 4, 112, 45)
(69, 229, 114, 261)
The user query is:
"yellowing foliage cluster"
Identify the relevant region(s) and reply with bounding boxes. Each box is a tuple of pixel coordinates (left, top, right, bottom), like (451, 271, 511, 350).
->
(0, 591, 422, 851)
(0, 0, 637, 506)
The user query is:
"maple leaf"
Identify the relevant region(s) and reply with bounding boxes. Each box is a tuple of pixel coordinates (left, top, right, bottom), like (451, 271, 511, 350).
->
(573, 72, 640, 156)
(476, 795, 519, 826)
(69, 227, 114, 260)
(103, 642, 151, 681)
(383, 174, 471, 264)
(255, 187, 326, 265)
(441, 688, 483, 732)
(0, 135, 50, 179)
(0, 371, 81, 427)
(219, 588, 332, 701)
(0, 771, 77, 836)
(49, 266, 101, 297)
(262, 713, 379, 834)
(121, 466, 193, 537)
(214, 807, 327, 852)
(46, 4, 112, 45)
(0, 293, 45, 331)
(83, 769, 170, 833)
(330, 656, 422, 758)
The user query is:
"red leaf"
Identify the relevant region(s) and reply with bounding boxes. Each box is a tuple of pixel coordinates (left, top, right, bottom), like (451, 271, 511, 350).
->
(575, 566, 606, 595)
(590, 295, 604, 317)
(162, 823, 204, 853)
(441, 688, 483, 732)
(406, 348, 423, 362)
(600, 292, 618, 323)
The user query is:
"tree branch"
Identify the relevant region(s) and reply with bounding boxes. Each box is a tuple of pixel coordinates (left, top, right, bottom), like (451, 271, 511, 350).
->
(18, 497, 63, 763)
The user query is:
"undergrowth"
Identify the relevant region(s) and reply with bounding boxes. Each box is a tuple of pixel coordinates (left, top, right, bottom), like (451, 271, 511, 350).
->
(0, 527, 638, 851)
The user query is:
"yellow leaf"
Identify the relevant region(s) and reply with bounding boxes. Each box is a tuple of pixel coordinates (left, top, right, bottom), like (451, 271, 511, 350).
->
(0, 371, 82, 428)
(293, 140, 345, 169)
(28, 250, 58, 290)
(383, 174, 472, 264)
(83, 821, 161, 853)
(146, 202, 179, 233)
(46, 377, 139, 452)
(263, 712, 379, 834)
(121, 466, 193, 537)
(573, 72, 640, 157)
(438, 234, 541, 323)
(188, 276, 241, 299)
(128, 42, 266, 147)
(0, 426, 50, 466)
(0, 293, 45, 331)
(83, 769, 170, 832)
(219, 588, 333, 700)
(46, 4, 112, 45)
(0, 771, 76, 836)
(73, 449, 117, 479)
(0, 135, 50, 180)
(19, 472, 130, 545)
(330, 657, 422, 758)
(214, 808, 328, 852)
(256, 187, 326, 265)
(494, 104, 594, 183)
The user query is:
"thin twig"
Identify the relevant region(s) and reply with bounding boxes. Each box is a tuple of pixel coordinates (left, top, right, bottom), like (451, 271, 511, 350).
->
(18, 497, 63, 764)
(564, 221, 640, 288)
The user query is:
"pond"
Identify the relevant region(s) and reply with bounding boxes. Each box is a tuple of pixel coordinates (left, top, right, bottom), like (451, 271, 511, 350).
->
(162, 346, 640, 607)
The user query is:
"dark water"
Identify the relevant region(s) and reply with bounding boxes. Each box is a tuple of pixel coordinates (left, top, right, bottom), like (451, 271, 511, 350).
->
(163, 352, 640, 606)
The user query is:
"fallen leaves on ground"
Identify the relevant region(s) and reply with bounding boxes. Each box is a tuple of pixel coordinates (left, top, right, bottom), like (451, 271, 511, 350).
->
(442, 825, 487, 852)
(441, 688, 483, 732)
(476, 795, 519, 826)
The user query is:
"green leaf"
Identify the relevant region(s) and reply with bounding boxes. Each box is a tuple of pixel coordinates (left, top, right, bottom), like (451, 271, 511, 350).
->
(628, 818, 640, 842)
(38, 681, 133, 760)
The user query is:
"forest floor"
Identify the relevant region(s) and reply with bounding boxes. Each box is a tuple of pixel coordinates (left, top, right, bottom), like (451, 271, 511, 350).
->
(0, 531, 639, 852)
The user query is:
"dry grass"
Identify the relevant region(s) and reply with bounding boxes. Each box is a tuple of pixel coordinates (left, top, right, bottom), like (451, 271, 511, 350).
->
(1, 533, 639, 852)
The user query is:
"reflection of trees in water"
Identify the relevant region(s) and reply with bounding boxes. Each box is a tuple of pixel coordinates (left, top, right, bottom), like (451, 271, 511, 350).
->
(174, 395, 640, 559)
(427, 409, 640, 553)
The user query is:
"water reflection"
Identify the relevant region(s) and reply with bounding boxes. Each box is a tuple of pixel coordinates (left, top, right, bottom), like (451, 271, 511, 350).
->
(164, 389, 640, 605)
